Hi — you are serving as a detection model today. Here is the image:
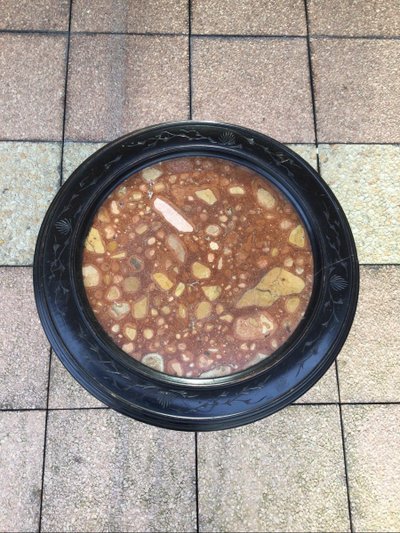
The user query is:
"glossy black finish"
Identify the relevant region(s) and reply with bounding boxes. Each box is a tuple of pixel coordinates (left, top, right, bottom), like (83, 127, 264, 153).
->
(33, 122, 359, 431)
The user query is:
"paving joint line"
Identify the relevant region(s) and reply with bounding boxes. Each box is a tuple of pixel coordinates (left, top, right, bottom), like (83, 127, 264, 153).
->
(2, 139, 400, 146)
(58, 0, 73, 189)
(304, 0, 320, 174)
(188, 0, 193, 120)
(335, 359, 355, 533)
(0, 29, 186, 37)
(2, 28, 400, 41)
(306, 4, 353, 527)
(0, 264, 34, 268)
(311, 33, 400, 41)
(292, 401, 400, 406)
(0, 406, 110, 413)
(2, 402, 400, 414)
(37, 346, 52, 532)
(37, 3, 73, 527)
(194, 431, 200, 532)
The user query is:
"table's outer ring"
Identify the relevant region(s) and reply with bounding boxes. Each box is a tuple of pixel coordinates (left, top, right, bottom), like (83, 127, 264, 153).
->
(33, 121, 359, 431)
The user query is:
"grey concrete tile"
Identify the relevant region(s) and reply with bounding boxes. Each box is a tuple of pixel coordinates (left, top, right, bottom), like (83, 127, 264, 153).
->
(338, 266, 400, 402)
(65, 35, 189, 142)
(287, 143, 317, 169)
(319, 144, 400, 264)
(192, 38, 314, 143)
(192, 0, 306, 35)
(198, 406, 350, 532)
(312, 39, 400, 142)
(0, 411, 45, 532)
(62, 142, 105, 182)
(0, 0, 70, 31)
(343, 405, 400, 532)
(72, 0, 188, 33)
(48, 354, 104, 409)
(0, 268, 49, 409)
(41, 410, 196, 532)
(0, 34, 66, 140)
(0, 142, 61, 265)
(308, 0, 400, 37)
(295, 364, 339, 403)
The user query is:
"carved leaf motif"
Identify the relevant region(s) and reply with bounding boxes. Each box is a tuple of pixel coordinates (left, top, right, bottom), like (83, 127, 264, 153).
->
(218, 131, 236, 145)
(157, 390, 173, 408)
(55, 218, 72, 235)
(330, 274, 348, 292)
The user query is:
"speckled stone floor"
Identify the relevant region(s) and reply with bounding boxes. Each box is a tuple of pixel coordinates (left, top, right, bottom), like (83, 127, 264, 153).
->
(0, 1, 399, 532)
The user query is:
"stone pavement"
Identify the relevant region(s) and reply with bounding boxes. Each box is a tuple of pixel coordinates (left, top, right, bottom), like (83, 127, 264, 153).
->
(0, 1, 399, 531)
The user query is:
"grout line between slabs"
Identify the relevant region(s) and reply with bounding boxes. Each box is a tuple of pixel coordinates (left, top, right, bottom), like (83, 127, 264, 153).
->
(191, 33, 306, 40)
(0, 29, 187, 37)
(38, 4, 72, 529)
(188, 0, 193, 120)
(2, 402, 400, 413)
(195, 431, 200, 533)
(335, 360, 355, 533)
(37, 347, 52, 532)
(0, 264, 34, 268)
(3, 28, 400, 41)
(0, 406, 110, 413)
(310, 33, 400, 41)
(58, 0, 73, 188)
(304, 0, 320, 174)
(0, 138, 63, 143)
(306, 5, 353, 528)
(2, 139, 400, 146)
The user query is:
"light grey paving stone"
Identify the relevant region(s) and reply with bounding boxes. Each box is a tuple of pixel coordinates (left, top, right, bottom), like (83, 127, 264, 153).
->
(0, 142, 61, 265)
(287, 144, 317, 170)
(319, 144, 400, 264)
(41, 410, 196, 532)
(48, 354, 104, 409)
(343, 405, 400, 532)
(338, 266, 400, 402)
(0, 411, 45, 532)
(0, 267, 50, 409)
(198, 405, 350, 532)
(62, 142, 106, 183)
(295, 363, 339, 403)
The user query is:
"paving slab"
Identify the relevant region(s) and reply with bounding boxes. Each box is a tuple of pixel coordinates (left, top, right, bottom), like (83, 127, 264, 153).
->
(65, 35, 189, 141)
(0, 267, 49, 409)
(0, 34, 66, 140)
(319, 144, 400, 263)
(0, 142, 61, 264)
(338, 266, 400, 402)
(0, 411, 45, 532)
(343, 405, 400, 532)
(198, 405, 349, 532)
(192, 37, 314, 143)
(41, 410, 196, 532)
(313, 39, 400, 142)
